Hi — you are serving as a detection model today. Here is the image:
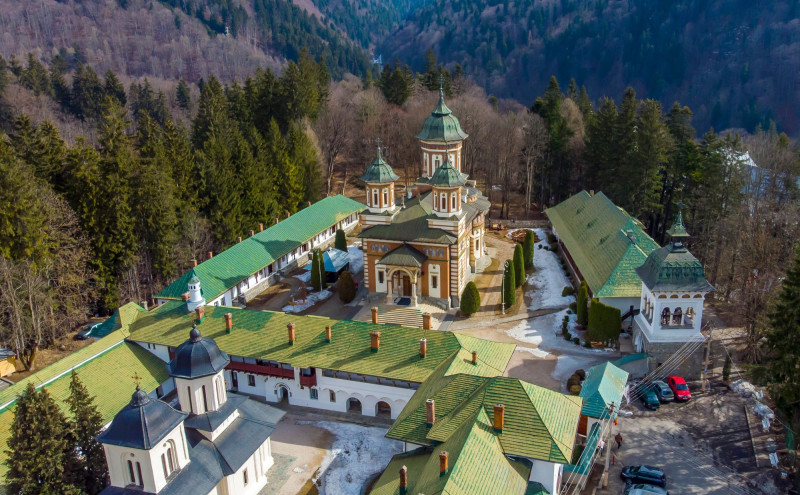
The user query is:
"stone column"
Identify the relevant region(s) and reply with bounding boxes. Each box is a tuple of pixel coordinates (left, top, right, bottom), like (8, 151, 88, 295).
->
(410, 276, 418, 307)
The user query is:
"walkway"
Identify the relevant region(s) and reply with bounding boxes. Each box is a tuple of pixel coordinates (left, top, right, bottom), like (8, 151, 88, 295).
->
(449, 305, 567, 330)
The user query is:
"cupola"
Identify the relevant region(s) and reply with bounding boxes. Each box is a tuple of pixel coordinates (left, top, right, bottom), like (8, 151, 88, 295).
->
(417, 78, 468, 177)
(186, 273, 205, 313)
(360, 139, 399, 213)
(169, 325, 231, 414)
(430, 156, 467, 217)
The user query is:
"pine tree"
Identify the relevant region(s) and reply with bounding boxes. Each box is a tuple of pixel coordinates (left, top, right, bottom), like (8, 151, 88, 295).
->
(630, 99, 671, 219)
(578, 85, 592, 118)
(176, 78, 191, 109)
(310, 249, 325, 291)
(267, 119, 303, 212)
(20, 53, 52, 97)
(337, 270, 356, 303)
(334, 229, 347, 252)
(163, 121, 199, 211)
(192, 75, 227, 148)
(287, 121, 322, 205)
(612, 87, 639, 210)
(513, 243, 525, 288)
(523, 230, 535, 269)
(577, 280, 589, 327)
(585, 97, 618, 192)
(70, 64, 104, 121)
(103, 70, 126, 106)
(5, 383, 79, 494)
(502, 259, 516, 308)
(199, 120, 245, 246)
(66, 371, 108, 494)
(460, 281, 481, 316)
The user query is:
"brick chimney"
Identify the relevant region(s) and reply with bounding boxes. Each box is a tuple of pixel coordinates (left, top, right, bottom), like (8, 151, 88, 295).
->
(325, 325, 332, 343)
(471, 350, 478, 365)
(140, 300, 149, 311)
(259, 223, 264, 232)
(249, 230, 255, 237)
(195, 306, 205, 321)
(275, 217, 279, 225)
(370, 331, 381, 352)
(285, 210, 290, 219)
(426, 399, 435, 425)
(493, 403, 505, 432)
(419, 338, 427, 358)
(287, 323, 295, 345)
(422, 313, 432, 330)
(208, 251, 213, 259)
(237, 236, 242, 243)
(439, 451, 448, 476)
(371, 307, 379, 324)
(224, 313, 233, 333)
(399, 465, 408, 494)
(191, 258, 198, 267)
(181, 292, 190, 302)
(307, 201, 312, 207)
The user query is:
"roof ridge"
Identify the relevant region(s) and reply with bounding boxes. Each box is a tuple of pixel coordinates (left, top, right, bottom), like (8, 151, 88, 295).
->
(518, 379, 581, 461)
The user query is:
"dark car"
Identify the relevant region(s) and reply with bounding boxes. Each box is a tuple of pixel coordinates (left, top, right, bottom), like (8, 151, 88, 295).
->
(640, 389, 660, 410)
(623, 484, 669, 495)
(74, 323, 99, 341)
(667, 375, 692, 401)
(620, 465, 667, 487)
(651, 381, 674, 402)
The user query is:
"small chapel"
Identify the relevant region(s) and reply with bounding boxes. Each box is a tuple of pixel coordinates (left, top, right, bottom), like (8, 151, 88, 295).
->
(358, 85, 490, 308)
(98, 326, 284, 495)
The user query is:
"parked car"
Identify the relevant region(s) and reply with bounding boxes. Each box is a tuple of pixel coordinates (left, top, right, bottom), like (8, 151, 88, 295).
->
(667, 375, 692, 401)
(74, 323, 100, 341)
(651, 381, 675, 402)
(623, 484, 669, 495)
(640, 388, 660, 410)
(620, 465, 667, 487)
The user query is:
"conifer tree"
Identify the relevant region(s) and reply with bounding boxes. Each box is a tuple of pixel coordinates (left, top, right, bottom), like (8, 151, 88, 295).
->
(513, 243, 525, 287)
(199, 120, 245, 246)
(460, 281, 481, 316)
(20, 53, 52, 97)
(502, 259, 515, 309)
(310, 249, 325, 291)
(630, 99, 671, 219)
(613, 87, 639, 209)
(577, 280, 589, 327)
(70, 64, 104, 121)
(163, 121, 199, 211)
(5, 383, 78, 494)
(334, 229, 347, 252)
(522, 230, 535, 269)
(66, 371, 108, 494)
(103, 70, 126, 106)
(192, 75, 227, 148)
(267, 119, 303, 212)
(584, 97, 618, 192)
(578, 85, 592, 118)
(337, 270, 356, 303)
(288, 121, 322, 205)
(176, 78, 191, 109)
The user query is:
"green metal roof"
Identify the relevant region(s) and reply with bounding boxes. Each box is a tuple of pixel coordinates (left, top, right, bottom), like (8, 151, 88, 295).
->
(387, 361, 583, 464)
(378, 244, 427, 268)
(430, 158, 467, 188)
(360, 146, 399, 184)
(578, 361, 629, 419)
(0, 333, 169, 478)
(564, 422, 600, 476)
(157, 195, 365, 301)
(371, 408, 531, 495)
(525, 482, 551, 495)
(92, 301, 148, 339)
(545, 191, 660, 298)
(128, 302, 514, 384)
(416, 89, 469, 143)
(611, 352, 649, 367)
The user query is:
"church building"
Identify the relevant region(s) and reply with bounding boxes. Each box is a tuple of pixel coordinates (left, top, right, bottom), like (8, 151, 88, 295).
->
(359, 86, 490, 308)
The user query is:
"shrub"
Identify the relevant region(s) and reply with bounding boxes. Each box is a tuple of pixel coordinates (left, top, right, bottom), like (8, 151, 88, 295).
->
(577, 280, 589, 327)
(523, 230, 535, 268)
(587, 298, 622, 343)
(584, 341, 593, 348)
(723, 355, 732, 381)
(567, 374, 580, 389)
(572, 337, 580, 345)
(563, 330, 571, 341)
(562, 286, 575, 297)
(502, 259, 516, 308)
(575, 369, 586, 380)
(310, 250, 325, 291)
(513, 244, 525, 287)
(337, 270, 356, 303)
(569, 384, 582, 395)
(547, 232, 557, 245)
(537, 244, 542, 250)
(460, 282, 481, 316)
(569, 302, 577, 312)
(334, 229, 347, 252)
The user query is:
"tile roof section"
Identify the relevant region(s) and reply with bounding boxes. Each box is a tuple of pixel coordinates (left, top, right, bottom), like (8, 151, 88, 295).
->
(545, 191, 660, 298)
(128, 302, 515, 384)
(578, 361, 629, 419)
(157, 195, 365, 300)
(378, 244, 428, 268)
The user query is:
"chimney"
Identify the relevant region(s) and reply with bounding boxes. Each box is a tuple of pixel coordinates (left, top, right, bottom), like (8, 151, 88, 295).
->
(439, 451, 449, 476)
(426, 399, 435, 425)
(325, 325, 332, 343)
(195, 306, 205, 321)
(249, 230, 255, 237)
(422, 313, 432, 330)
(471, 350, 478, 366)
(589, 189, 595, 196)
(237, 236, 242, 243)
(224, 313, 233, 333)
(399, 465, 408, 494)
(419, 338, 427, 358)
(140, 300, 149, 311)
(285, 210, 291, 219)
(208, 251, 213, 259)
(259, 223, 264, 232)
(275, 217, 279, 225)
(307, 201, 312, 207)
(493, 403, 505, 432)
(287, 323, 295, 345)
(370, 331, 381, 352)
(181, 292, 190, 302)
(191, 258, 198, 267)
(371, 307, 379, 324)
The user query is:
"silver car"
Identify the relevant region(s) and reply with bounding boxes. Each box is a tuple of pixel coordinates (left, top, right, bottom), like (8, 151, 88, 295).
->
(624, 484, 669, 495)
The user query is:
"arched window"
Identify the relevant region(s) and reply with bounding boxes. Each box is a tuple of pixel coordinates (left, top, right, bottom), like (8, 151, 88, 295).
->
(136, 462, 144, 487)
(440, 195, 447, 211)
(660, 307, 671, 325)
(187, 387, 193, 414)
(201, 385, 209, 413)
(672, 307, 683, 325)
(128, 460, 136, 485)
(215, 375, 225, 405)
(686, 307, 696, 324)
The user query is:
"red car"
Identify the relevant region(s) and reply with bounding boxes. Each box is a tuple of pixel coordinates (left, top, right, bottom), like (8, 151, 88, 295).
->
(667, 375, 691, 401)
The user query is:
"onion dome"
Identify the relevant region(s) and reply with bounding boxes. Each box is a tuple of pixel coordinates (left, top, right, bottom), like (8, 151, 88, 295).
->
(360, 142, 399, 184)
(416, 84, 468, 142)
(430, 156, 467, 188)
(635, 209, 714, 293)
(188, 274, 201, 285)
(169, 325, 230, 379)
(97, 386, 188, 449)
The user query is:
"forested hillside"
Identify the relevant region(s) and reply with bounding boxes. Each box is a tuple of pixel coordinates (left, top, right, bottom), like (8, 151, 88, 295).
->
(379, 0, 800, 134)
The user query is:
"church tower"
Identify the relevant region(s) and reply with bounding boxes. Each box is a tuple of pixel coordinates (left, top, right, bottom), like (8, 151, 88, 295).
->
(186, 274, 206, 313)
(416, 80, 468, 178)
(430, 155, 467, 218)
(169, 324, 230, 416)
(360, 140, 399, 214)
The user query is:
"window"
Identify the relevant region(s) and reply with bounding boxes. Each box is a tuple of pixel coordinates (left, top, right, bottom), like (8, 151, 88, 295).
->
(201, 385, 208, 413)
(243, 469, 249, 486)
(162, 454, 168, 479)
(329, 390, 336, 402)
(310, 388, 318, 400)
(441, 195, 447, 210)
(378, 271, 384, 284)
(248, 375, 256, 387)
(187, 387, 193, 413)
(136, 462, 144, 487)
(432, 276, 438, 289)
(128, 460, 136, 485)
(451, 193, 456, 210)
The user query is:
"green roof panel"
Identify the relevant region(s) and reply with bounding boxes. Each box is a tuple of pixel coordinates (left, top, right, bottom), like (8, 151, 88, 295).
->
(578, 361, 629, 419)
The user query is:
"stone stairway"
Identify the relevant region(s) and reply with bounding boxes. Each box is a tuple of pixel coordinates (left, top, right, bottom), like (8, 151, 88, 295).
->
(354, 302, 444, 329)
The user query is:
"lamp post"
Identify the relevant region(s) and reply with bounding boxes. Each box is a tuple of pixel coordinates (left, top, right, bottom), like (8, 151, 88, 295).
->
(501, 260, 510, 315)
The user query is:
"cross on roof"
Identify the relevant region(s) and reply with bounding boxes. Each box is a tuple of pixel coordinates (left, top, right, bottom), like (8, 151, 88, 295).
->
(131, 372, 142, 388)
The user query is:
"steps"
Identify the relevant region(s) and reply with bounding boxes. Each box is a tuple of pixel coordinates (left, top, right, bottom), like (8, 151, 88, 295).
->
(354, 303, 444, 329)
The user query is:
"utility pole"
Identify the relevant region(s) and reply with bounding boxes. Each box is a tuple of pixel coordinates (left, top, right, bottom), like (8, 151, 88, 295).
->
(702, 323, 714, 393)
(601, 402, 616, 490)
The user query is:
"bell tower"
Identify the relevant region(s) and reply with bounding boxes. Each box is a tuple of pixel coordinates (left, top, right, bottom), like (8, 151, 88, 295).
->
(430, 155, 466, 218)
(416, 78, 468, 178)
(360, 139, 400, 214)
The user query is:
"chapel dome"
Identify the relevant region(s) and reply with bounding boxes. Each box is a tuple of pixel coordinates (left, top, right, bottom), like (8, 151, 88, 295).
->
(169, 325, 230, 379)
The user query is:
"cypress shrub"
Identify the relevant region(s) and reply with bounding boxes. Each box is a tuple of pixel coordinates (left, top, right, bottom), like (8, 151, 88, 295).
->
(334, 229, 347, 251)
(523, 230, 535, 268)
(460, 281, 481, 316)
(587, 298, 622, 343)
(577, 280, 589, 327)
(337, 270, 356, 303)
(513, 244, 525, 287)
(502, 259, 515, 308)
(723, 355, 732, 381)
(310, 249, 325, 291)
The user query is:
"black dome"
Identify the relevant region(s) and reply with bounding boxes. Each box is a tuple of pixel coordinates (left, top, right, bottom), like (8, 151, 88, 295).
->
(169, 325, 230, 379)
(97, 387, 188, 449)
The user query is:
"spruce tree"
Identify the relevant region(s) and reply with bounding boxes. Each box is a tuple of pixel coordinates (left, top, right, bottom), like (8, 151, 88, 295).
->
(5, 383, 78, 494)
(585, 97, 618, 192)
(460, 281, 481, 316)
(176, 78, 191, 109)
(577, 280, 589, 327)
(502, 259, 516, 309)
(513, 243, 525, 288)
(267, 119, 303, 213)
(334, 229, 347, 252)
(103, 70, 126, 106)
(630, 99, 671, 219)
(66, 371, 108, 494)
(310, 249, 325, 291)
(337, 270, 356, 303)
(522, 230, 535, 269)
(199, 120, 245, 246)
(288, 121, 322, 205)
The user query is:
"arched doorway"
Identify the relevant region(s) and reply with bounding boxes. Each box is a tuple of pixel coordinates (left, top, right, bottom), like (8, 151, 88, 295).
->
(276, 385, 289, 403)
(347, 397, 362, 414)
(375, 401, 391, 418)
(672, 307, 683, 325)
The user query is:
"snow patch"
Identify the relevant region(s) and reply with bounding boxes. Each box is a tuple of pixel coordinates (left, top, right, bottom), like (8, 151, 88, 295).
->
(526, 227, 575, 309)
(516, 346, 550, 358)
(295, 271, 311, 283)
(347, 245, 364, 275)
(299, 421, 403, 495)
(551, 354, 590, 383)
(282, 289, 332, 313)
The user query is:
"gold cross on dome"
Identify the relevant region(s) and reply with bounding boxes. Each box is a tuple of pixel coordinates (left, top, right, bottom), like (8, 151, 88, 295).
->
(131, 372, 142, 388)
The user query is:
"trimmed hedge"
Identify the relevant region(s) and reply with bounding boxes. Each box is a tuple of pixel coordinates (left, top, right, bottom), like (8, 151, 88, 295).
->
(337, 270, 356, 303)
(587, 298, 622, 343)
(460, 282, 481, 316)
(502, 259, 516, 308)
(513, 244, 525, 287)
(523, 230, 535, 268)
(577, 280, 589, 327)
(334, 229, 347, 252)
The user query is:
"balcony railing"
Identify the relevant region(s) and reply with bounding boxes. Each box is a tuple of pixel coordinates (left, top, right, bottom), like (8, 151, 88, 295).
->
(226, 361, 294, 380)
(299, 374, 317, 388)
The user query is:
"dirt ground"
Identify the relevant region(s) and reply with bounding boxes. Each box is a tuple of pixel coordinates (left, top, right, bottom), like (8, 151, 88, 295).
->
(6, 323, 99, 383)
(267, 412, 335, 495)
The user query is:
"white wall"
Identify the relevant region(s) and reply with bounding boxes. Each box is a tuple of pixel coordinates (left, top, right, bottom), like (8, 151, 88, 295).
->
(529, 459, 562, 495)
(216, 437, 273, 495)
